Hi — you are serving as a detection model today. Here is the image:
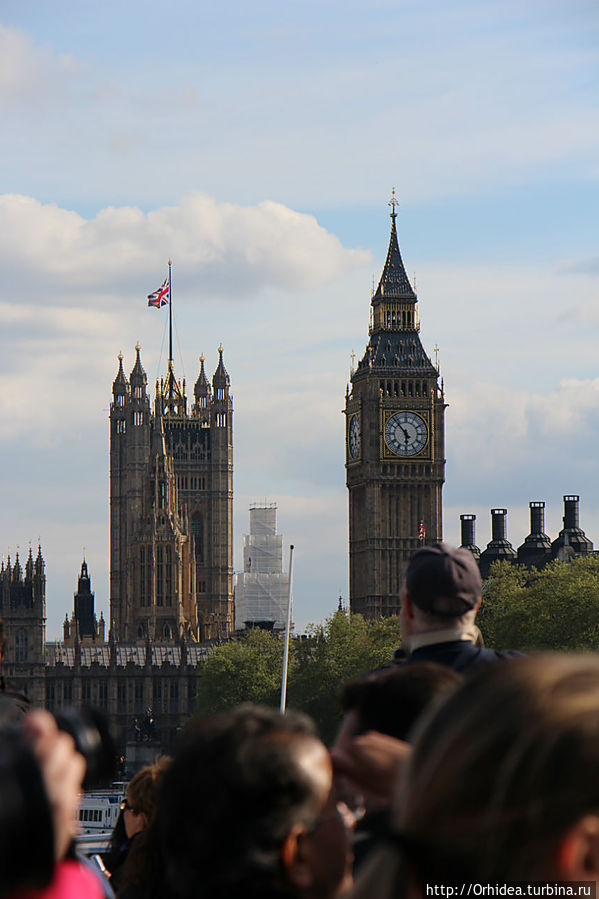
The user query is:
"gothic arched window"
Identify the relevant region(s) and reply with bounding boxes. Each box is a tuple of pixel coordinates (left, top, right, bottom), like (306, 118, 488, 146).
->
(15, 629, 28, 662)
(191, 515, 204, 565)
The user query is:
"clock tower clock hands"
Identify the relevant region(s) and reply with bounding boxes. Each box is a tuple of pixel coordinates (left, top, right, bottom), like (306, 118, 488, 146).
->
(384, 411, 428, 457)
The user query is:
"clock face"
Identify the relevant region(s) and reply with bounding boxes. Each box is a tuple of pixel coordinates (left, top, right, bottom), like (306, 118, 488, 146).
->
(348, 414, 360, 459)
(384, 411, 428, 456)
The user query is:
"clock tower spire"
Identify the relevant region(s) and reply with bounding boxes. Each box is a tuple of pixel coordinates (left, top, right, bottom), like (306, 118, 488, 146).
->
(345, 197, 446, 618)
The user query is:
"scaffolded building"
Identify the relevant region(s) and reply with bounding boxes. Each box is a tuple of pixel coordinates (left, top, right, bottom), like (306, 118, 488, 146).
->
(234, 504, 291, 632)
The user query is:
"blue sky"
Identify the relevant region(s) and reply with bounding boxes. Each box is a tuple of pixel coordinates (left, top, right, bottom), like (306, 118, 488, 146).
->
(1, 0, 599, 636)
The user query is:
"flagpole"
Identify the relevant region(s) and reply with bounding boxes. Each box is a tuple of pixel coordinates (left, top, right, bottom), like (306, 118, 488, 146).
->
(152, 454, 158, 640)
(168, 259, 173, 367)
(280, 545, 295, 713)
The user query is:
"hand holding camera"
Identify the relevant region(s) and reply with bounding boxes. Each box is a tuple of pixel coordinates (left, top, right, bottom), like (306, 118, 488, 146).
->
(23, 709, 87, 861)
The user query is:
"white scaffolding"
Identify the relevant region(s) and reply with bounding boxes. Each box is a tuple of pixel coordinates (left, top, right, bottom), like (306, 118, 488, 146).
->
(234, 504, 291, 632)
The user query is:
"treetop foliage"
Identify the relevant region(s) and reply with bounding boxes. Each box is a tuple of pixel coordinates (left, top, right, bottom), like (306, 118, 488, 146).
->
(194, 610, 401, 743)
(479, 556, 599, 652)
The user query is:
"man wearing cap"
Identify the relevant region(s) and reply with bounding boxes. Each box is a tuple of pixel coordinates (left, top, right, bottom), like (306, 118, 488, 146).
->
(397, 543, 518, 671)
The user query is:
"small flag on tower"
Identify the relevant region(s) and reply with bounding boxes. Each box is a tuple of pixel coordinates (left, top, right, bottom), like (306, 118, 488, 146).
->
(147, 277, 170, 308)
(419, 520, 425, 544)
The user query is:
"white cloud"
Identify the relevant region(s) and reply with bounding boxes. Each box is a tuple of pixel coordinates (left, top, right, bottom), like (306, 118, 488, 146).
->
(0, 192, 370, 295)
(0, 305, 114, 445)
(0, 194, 369, 455)
(448, 376, 599, 476)
(0, 24, 78, 104)
(565, 290, 599, 324)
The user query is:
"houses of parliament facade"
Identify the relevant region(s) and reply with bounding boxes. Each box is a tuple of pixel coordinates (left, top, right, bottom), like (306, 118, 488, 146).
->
(2, 201, 596, 753)
(1, 345, 233, 751)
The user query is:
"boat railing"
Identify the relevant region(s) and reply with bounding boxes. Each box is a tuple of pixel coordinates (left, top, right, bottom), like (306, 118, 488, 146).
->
(75, 832, 112, 857)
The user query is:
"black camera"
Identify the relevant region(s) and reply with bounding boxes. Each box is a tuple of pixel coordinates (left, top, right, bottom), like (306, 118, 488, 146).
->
(53, 705, 118, 790)
(0, 691, 118, 790)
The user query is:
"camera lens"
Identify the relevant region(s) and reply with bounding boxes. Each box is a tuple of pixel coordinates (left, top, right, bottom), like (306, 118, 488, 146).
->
(53, 706, 117, 790)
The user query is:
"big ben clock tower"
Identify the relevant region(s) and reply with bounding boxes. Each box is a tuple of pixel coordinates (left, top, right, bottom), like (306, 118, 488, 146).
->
(345, 194, 446, 618)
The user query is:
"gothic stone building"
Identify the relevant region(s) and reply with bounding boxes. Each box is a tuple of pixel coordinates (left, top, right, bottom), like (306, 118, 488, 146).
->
(110, 345, 233, 642)
(346, 202, 445, 618)
(1, 552, 208, 752)
(0, 346, 233, 754)
(0, 548, 47, 708)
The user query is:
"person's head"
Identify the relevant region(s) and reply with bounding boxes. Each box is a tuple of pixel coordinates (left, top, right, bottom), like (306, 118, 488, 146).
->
(154, 704, 354, 899)
(388, 655, 599, 887)
(123, 756, 170, 839)
(338, 664, 462, 743)
(333, 664, 462, 817)
(399, 543, 482, 639)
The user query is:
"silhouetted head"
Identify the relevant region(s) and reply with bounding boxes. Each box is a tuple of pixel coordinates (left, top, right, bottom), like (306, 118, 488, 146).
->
(153, 704, 354, 899)
(355, 655, 599, 894)
(339, 663, 462, 742)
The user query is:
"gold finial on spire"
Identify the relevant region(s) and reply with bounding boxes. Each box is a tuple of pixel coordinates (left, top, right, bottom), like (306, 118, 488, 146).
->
(218, 343, 224, 354)
(434, 345, 440, 369)
(168, 259, 172, 267)
(118, 351, 123, 362)
(388, 187, 398, 220)
(135, 341, 141, 352)
(199, 353, 205, 364)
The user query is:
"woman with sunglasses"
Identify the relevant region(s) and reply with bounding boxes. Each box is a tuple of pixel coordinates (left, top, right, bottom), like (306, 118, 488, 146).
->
(104, 757, 170, 895)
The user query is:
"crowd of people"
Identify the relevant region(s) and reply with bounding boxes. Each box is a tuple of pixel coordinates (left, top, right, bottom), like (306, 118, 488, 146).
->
(3, 543, 599, 897)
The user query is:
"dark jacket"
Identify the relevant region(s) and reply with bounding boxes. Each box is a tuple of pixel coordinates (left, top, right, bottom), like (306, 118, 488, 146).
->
(404, 639, 521, 672)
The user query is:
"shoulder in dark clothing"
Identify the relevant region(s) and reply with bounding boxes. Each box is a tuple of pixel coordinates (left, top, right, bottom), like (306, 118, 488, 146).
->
(406, 640, 522, 671)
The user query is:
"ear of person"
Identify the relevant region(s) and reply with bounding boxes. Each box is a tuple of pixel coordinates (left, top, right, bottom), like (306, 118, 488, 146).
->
(402, 593, 415, 620)
(134, 811, 148, 834)
(557, 814, 599, 880)
(281, 824, 313, 890)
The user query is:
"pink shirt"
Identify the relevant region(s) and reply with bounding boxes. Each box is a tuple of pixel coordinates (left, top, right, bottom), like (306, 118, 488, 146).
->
(11, 859, 105, 899)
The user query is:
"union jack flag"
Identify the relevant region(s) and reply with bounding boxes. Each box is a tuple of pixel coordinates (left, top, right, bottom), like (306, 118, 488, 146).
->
(147, 277, 170, 308)
(418, 520, 426, 544)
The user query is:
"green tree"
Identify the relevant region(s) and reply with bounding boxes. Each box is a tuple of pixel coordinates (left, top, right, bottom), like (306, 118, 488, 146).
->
(193, 610, 401, 743)
(480, 557, 599, 652)
(287, 610, 401, 743)
(194, 627, 285, 714)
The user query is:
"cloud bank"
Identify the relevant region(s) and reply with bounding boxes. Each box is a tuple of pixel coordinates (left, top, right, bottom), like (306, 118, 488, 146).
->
(0, 192, 370, 297)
